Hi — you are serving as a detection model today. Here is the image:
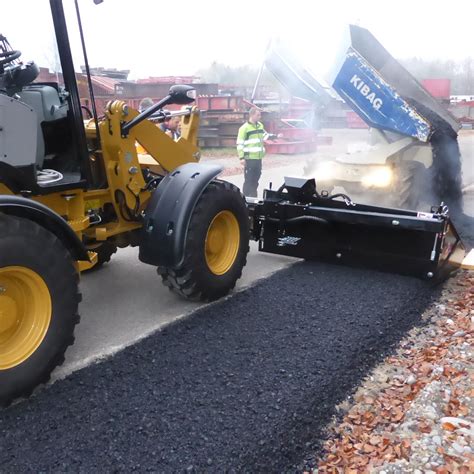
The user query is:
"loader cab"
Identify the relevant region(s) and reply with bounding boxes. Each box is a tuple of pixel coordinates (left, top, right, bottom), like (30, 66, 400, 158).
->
(1, 77, 85, 192)
(0, 0, 92, 195)
(0, 0, 198, 197)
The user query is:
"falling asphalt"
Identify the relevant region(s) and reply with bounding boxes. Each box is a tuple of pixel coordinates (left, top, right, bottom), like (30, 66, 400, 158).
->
(0, 262, 439, 472)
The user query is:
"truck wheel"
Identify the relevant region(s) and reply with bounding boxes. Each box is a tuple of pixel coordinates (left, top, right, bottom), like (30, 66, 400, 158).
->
(0, 215, 80, 406)
(158, 180, 249, 302)
(85, 241, 117, 271)
(393, 161, 427, 210)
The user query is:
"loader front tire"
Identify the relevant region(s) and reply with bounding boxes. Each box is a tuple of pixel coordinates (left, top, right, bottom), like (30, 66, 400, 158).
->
(158, 180, 249, 302)
(0, 215, 80, 407)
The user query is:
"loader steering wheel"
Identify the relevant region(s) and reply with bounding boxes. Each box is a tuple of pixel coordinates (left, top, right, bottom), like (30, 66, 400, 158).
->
(0, 49, 21, 67)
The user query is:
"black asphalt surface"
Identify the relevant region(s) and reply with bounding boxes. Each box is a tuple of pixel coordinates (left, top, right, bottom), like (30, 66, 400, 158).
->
(0, 262, 439, 472)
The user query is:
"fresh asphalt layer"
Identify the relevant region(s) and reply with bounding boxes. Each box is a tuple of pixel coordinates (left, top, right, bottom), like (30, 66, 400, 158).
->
(0, 262, 438, 472)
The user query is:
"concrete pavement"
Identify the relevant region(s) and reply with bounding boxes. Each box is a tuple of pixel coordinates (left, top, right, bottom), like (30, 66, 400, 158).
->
(55, 243, 294, 381)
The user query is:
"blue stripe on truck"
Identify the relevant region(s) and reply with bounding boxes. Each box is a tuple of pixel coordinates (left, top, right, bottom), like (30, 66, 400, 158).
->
(332, 51, 431, 142)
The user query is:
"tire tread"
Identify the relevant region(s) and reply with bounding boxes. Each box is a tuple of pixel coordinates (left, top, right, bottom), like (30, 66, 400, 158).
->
(158, 181, 249, 302)
(0, 214, 80, 407)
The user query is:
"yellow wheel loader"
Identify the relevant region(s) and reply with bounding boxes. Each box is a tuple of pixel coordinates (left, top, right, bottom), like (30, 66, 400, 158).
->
(0, 0, 249, 405)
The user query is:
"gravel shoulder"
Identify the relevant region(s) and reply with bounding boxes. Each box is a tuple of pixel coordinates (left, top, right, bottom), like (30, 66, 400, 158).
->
(315, 271, 473, 473)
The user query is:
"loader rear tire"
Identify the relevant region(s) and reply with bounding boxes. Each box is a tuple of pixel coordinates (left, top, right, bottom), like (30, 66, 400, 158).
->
(158, 180, 249, 302)
(0, 215, 80, 407)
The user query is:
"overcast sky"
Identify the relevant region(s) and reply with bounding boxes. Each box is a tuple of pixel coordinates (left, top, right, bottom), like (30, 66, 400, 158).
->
(2, 0, 473, 81)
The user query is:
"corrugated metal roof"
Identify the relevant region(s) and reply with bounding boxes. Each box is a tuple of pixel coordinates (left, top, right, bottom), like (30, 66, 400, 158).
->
(91, 75, 118, 93)
(137, 76, 200, 84)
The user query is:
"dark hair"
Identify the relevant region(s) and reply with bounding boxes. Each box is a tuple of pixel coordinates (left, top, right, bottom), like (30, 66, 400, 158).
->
(249, 107, 261, 117)
(139, 97, 153, 112)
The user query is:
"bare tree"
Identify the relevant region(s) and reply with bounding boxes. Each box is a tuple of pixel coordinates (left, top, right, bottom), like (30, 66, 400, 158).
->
(40, 35, 62, 84)
(462, 57, 474, 94)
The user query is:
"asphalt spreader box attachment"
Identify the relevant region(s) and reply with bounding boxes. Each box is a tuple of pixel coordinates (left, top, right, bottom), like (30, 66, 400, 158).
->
(248, 177, 465, 283)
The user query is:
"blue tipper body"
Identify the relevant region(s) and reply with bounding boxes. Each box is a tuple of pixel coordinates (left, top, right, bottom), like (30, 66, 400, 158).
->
(332, 50, 431, 142)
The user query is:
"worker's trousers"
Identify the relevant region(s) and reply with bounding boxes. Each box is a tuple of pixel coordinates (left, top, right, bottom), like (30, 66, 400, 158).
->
(242, 159, 262, 197)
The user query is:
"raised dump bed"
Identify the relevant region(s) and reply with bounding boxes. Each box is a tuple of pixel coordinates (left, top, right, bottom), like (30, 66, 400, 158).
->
(327, 24, 459, 141)
(326, 25, 464, 214)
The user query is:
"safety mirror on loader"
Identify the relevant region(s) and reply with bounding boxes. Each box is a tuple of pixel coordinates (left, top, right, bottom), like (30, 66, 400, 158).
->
(168, 85, 196, 105)
(121, 84, 197, 136)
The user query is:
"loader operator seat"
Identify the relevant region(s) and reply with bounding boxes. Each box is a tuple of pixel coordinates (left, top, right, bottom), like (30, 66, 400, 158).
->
(17, 85, 68, 170)
(0, 40, 82, 191)
(0, 45, 68, 173)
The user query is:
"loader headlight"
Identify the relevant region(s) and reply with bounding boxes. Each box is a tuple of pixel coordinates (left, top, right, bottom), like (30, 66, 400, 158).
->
(361, 166, 393, 188)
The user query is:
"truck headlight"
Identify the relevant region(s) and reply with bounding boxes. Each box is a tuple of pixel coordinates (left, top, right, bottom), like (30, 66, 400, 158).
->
(361, 166, 392, 188)
(314, 161, 337, 181)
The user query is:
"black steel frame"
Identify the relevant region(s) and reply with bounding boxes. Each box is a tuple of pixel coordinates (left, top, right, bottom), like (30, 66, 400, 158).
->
(49, 0, 93, 187)
(248, 177, 465, 282)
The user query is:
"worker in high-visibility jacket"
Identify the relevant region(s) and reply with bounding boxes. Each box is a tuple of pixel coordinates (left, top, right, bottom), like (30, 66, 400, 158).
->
(236, 107, 277, 197)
